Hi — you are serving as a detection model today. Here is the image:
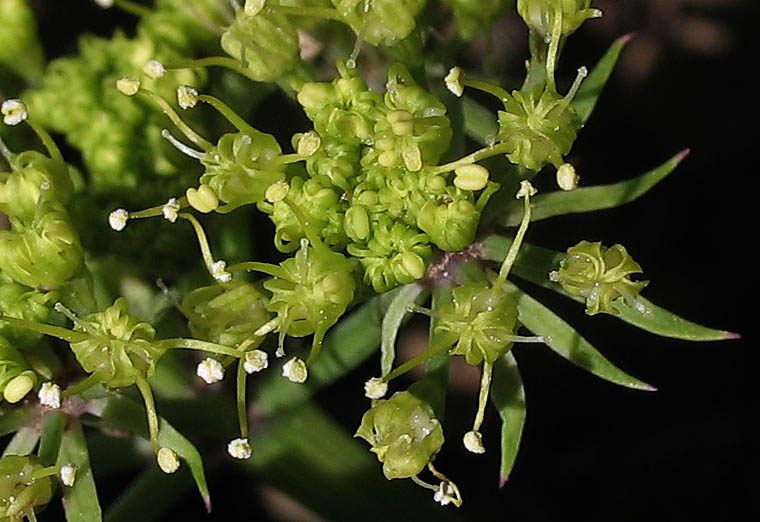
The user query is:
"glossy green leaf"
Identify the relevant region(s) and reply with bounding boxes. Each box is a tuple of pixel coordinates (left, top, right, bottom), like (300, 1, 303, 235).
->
(491, 352, 526, 486)
(2, 426, 39, 456)
(498, 150, 690, 226)
(381, 283, 426, 377)
(0, 404, 36, 436)
(481, 235, 737, 341)
(573, 33, 633, 125)
(255, 295, 385, 415)
(612, 296, 740, 341)
(243, 402, 462, 522)
(57, 419, 102, 522)
(409, 285, 452, 420)
(96, 393, 211, 511)
(502, 280, 655, 391)
(38, 411, 66, 466)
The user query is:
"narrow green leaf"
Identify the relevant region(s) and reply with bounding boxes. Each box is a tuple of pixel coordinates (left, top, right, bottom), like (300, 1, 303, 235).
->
(255, 295, 385, 415)
(97, 393, 211, 511)
(381, 283, 426, 377)
(38, 411, 66, 466)
(105, 466, 194, 522)
(482, 235, 738, 341)
(491, 352, 526, 487)
(57, 419, 102, 522)
(462, 95, 498, 144)
(409, 285, 452, 420)
(2, 426, 39, 456)
(502, 280, 656, 391)
(243, 402, 462, 522)
(612, 297, 740, 342)
(573, 33, 634, 125)
(498, 150, 690, 226)
(0, 404, 36, 436)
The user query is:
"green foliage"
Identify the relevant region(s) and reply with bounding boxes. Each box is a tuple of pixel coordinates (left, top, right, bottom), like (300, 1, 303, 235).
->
(0, 1, 738, 520)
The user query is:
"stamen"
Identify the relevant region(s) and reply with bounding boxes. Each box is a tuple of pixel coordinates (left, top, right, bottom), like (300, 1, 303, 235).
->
(37, 382, 62, 409)
(138, 87, 213, 150)
(59, 465, 77, 486)
(282, 357, 307, 383)
(227, 438, 252, 459)
(161, 129, 206, 160)
(496, 181, 536, 286)
(197, 93, 258, 136)
(464, 360, 494, 454)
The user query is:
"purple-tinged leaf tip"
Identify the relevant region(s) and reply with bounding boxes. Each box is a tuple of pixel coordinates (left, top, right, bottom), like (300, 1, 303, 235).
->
(204, 496, 212, 513)
(676, 148, 691, 162)
(620, 32, 637, 44)
(723, 331, 741, 340)
(641, 384, 658, 392)
(499, 475, 509, 489)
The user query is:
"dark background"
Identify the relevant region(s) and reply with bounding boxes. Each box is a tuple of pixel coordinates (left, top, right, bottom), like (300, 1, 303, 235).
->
(18, 1, 752, 520)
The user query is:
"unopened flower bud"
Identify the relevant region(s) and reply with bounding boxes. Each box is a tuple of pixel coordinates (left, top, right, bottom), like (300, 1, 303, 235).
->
(296, 131, 321, 156)
(282, 357, 307, 383)
(454, 164, 490, 191)
(177, 85, 198, 109)
(444, 67, 464, 97)
(186, 185, 219, 213)
(197, 357, 225, 384)
(364, 377, 388, 399)
(265, 180, 289, 203)
(143, 60, 166, 79)
(556, 163, 579, 191)
(157, 447, 180, 474)
(227, 438, 252, 459)
(244, 0, 266, 15)
(1, 99, 28, 125)
(37, 382, 61, 409)
(116, 76, 140, 96)
(243, 350, 269, 374)
(4, 372, 36, 403)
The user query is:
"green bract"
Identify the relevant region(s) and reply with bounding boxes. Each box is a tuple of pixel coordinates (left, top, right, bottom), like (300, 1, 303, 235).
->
(550, 240, 648, 315)
(436, 282, 519, 366)
(221, 7, 298, 82)
(497, 86, 581, 171)
(68, 298, 165, 388)
(332, 0, 427, 46)
(517, 0, 601, 38)
(0, 455, 54, 522)
(0, 272, 55, 348)
(355, 391, 444, 479)
(264, 238, 356, 342)
(200, 131, 285, 211)
(182, 281, 271, 348)
(0, 201, 84, 289)
(0, 151, 73, 224)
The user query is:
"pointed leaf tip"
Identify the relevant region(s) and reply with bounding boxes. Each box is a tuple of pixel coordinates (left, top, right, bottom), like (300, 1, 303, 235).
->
(620, 32, 637, 44)
(676, 148, 691, 162)
(723, 331, 741, 340)
(204, 496, 212, 513)
(499, 475, 509, 489)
